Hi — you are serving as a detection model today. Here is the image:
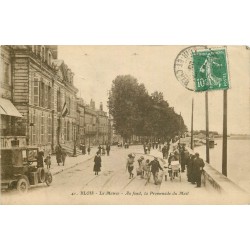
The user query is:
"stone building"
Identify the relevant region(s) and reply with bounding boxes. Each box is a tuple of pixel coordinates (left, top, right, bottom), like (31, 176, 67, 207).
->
(96, 102, 110, 145)
(84, 99, 97, 146)
(76, 97, 85, 145)
(0, 46, 25, 148)
(0, 45, 111, 151)
(0, 45, 78, 153)
(52, 59, 78, 153)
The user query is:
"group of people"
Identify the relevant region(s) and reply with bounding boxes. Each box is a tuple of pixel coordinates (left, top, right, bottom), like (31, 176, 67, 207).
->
(55, 144, 67, 166)
(97, 144, 111, 156)
(92, 140, 205, 188)
(80, 144, 91, 155)
(126, 154, 163, 185)
(167, 144, 205, 188)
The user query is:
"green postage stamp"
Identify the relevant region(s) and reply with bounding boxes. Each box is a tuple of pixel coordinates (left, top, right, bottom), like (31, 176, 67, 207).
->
(192, 49, 230, 92)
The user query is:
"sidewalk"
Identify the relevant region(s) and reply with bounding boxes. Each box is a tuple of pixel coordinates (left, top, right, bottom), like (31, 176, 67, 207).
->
(47, 147, 98, 176)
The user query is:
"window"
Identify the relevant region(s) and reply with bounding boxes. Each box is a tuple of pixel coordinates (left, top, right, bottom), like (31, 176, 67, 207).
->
(67, 121, 70, 141)
(57, 89, 61, 112)
(48, 52, 52, 66)
(32, 112, 36, 144)
(41, 46, 45, 61)
(47, 114, 52, 143)
(41, 112, 44, 144)
(36, 112, 40, 144)
(64, 119, 67, 141)
(40, 81, 45, 107)
(67, 96, 71, 115)
(48, 85, 52, 109)
(3, 62, 10, 85)
(33, 78, 39, 106)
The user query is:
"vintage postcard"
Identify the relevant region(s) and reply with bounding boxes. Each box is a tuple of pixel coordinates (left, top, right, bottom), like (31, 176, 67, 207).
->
(1, 45, 250, 205)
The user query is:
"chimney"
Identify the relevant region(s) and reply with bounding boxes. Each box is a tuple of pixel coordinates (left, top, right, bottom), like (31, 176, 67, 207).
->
(90, 99, 95, 110)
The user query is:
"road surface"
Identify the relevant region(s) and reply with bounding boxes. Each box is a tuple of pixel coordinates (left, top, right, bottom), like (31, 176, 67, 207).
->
(1, 145, 218, 205)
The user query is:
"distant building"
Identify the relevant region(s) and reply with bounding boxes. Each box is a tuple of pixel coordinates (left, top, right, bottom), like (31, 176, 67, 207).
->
(84, 99, 97, 146)
(96, 102, 110, 145)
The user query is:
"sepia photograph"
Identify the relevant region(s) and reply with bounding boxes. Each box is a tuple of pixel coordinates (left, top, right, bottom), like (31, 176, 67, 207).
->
(1, 45, 249, 205)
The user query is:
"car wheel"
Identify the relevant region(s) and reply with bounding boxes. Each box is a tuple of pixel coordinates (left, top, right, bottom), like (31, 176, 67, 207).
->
(16, 178, 29, 193)
(37, 168, 46, 183)
(45, 173, 53, 186)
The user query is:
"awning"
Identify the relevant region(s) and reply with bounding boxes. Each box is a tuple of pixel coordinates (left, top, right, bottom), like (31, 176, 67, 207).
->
(0, 98, 23, 117)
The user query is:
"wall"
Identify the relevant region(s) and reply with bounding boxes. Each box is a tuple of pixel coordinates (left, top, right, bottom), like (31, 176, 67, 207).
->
(186, 147, 247, 196)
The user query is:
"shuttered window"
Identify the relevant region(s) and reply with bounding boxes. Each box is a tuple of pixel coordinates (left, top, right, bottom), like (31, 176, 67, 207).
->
(48, 114, 52, 143)
(41, 112, 44, 144)
(33, 78, 39, 106)
(44, 85, 48, 108)
(48, 86, 52, 109)
(32, 113, 36, 144)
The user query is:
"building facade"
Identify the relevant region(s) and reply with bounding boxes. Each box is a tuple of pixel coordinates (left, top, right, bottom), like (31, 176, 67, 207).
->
(0, 45, 111, 152)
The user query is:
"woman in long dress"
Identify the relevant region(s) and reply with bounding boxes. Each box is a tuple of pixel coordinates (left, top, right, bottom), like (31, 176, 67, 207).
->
(93, 152, 102, 175)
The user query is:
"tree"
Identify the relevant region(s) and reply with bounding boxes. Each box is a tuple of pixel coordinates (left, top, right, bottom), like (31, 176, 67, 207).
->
(108, 75, 188, 141)
(108, 75, 148, 141)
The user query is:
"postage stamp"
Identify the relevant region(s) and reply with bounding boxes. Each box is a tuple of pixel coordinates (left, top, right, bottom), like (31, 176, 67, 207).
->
(174, 45, 207, 91)
(192, 49, 230, 92)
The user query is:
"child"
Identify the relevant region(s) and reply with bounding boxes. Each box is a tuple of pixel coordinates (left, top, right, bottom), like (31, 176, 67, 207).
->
(44, 153, 51, 169)
(137, 156, 144, 178)
(126, 153, 135, 179)
(144, 159, 151, 183)
(87, 146, 91, 155)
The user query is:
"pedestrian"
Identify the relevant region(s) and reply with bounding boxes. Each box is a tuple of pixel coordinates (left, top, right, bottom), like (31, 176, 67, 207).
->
(93, 151, 102, 175)
(98, 144, 102, 154)
(149, 157, 163, 185)
(126, 153, 135, 179)
(102, 146, 106, 155)
(82, 144, 86, 155)
(152, 142, 155, 149)
(148, 143, 151, 154)
(162, 145, 167, 159)
(168, 152, 179, 178)
(144, 159, 151, 180)
(61, 148, 67, 166)
(155, 141, 158, 149)
(143, 143, 147, 154)
(187, 154, 195, 183)
(183, 146, 190, 171)
(180, 146, 186, 172)
(87, 146, 91, 155)
(44, 153, 51, 169)
(106, 144, 110, 156)
(37, 149, 44, 168)
(55, 144, 62, 166)
(137, 156, 145, 178)
(193, 153, 205, 187)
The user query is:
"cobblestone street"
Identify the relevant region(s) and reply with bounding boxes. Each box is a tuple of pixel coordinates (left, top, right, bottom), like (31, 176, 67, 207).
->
(1, 145, 227, 205)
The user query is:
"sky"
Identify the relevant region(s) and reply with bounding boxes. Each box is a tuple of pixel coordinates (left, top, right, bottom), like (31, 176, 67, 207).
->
(58, 45, 250, 135)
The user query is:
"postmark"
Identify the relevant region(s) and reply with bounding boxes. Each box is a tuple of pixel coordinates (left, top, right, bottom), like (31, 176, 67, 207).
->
(192, 48, 230, 92)
(174, 46, 207, 91)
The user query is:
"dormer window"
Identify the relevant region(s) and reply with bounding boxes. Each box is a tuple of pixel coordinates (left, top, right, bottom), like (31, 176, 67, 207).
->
(48, 51, 52, 66)
(41, 46, 45, 61)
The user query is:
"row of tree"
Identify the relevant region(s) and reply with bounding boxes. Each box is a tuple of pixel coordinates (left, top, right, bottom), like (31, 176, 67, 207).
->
(108, 75, 187, 142)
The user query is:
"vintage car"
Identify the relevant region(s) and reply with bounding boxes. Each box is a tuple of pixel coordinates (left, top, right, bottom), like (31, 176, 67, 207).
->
(1, 147, 52, 193)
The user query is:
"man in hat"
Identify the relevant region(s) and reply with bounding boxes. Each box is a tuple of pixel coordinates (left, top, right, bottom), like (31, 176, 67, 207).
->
(193, 153, 205, 187)
(149, 157, 163, 185)
(126, 153, 135, 179)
